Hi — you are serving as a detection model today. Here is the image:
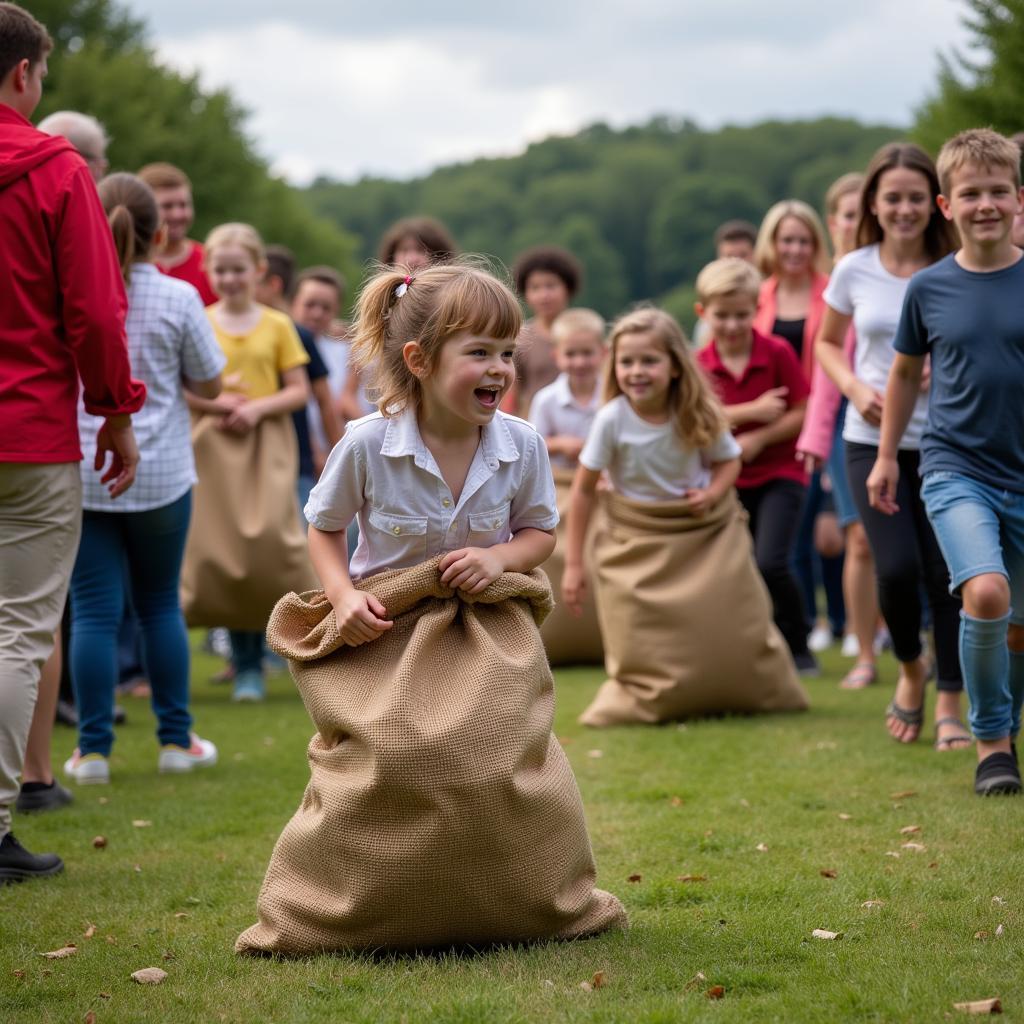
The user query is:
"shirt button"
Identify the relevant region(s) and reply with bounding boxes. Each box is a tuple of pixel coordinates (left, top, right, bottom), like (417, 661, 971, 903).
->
(392, 526, 401, 535)
(442, 498, 451, 507)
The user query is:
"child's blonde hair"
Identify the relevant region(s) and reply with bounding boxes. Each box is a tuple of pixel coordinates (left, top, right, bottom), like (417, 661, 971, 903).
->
(695, 257, 761, 306)
(204, 222, 265, 267)
(551, 308, 605, 346)
(936, 128, 1022, 195)
(754, 200, 831, 277)
(350, 260, 522, 416)
(605, 307, 726, 449)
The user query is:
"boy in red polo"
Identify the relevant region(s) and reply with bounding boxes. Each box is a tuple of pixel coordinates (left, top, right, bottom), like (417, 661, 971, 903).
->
(696, 257, 814, 672)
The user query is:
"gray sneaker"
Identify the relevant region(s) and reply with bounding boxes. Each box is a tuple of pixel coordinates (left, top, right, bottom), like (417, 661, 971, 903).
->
(15, 781, 73, 814)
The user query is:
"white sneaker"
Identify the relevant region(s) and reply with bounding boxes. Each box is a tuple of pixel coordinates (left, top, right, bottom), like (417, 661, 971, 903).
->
(158, 735, 218, 774)
(840, 633, 860, 658)
(63, 750, 110, 785)
(808, 623, 834, 653)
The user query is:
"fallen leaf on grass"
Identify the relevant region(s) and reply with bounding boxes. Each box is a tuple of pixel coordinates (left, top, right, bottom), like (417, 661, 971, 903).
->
(105, 936, 116, 945)
(41, 945, 77, 959)
(900, 825, 922, 835)
(992, 896, 1007, 906)
(83, 924, 97, 939)
(902, 842, 927, 852)
(669, 796, 684, 807)
(174, 912, 189, 920)
(739, 798, 750, 808)
(586, 749, 604, 759)
(820, 869, 838, 879)
(706, 986, 725, 999)
(185, 896, 201, 905)
(755, 843, 768, 853)
(541, 979, 554, 990)
(684, 971, 707, 992)
(84, 1012, 96, 1024)
(885, 851, 901, 858)
(579, 981, 593, 993)
(12, 970, 25, 978)
(838, 813, 853, 821)
(131, 967, 168, 985)
(676, 874, 708, 883)
(97, 797, 109, 805)
(132, 820, 152, 828)
(99, 993, 111, 999)
(862, 900, 884, 909)
(953, 998, 1002, 1014)
(591, 971, 607, 989)
(627, 873, 642, 883)
(812, 929, 843, 940)
(996, 925, 1005, 938)
(162, 950, 176, 962)
(891, 790, 917, 800)
(133, 865, 142, 873)
(975, 931, 990, 940)
(929, 861, 939, 869)
(91, 836, 107, 849)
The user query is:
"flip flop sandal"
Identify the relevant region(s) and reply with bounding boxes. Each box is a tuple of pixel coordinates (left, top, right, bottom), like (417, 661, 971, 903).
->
(886, 698, 924, 742)
(934, 716, 972, 751)
(840, 662, 878, 690)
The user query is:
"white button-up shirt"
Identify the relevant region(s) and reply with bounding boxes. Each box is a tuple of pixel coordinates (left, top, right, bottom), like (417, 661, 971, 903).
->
(306, 407, 559, 580)
(527, 372, 602, 469)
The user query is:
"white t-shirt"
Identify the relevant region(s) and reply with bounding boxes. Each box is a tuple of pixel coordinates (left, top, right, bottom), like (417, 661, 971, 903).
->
(579, 395, 740, 501)
(824, 244, 929, 449)
(307, 335, 350, 452)
(527, 373, 602, 469)
(305, 408, 559, 580)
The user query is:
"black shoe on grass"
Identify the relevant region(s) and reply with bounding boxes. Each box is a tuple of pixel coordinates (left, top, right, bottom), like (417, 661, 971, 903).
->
(974, 752, 1022, 796)
(0, 833, 64, 883)
(15, 780, 74, 814)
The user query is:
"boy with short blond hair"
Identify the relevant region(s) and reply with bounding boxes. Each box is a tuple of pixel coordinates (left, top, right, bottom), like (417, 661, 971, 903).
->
(527, 307, 605, 469)
(868, 128, 1024, 795)
(696, 257, 814, 672)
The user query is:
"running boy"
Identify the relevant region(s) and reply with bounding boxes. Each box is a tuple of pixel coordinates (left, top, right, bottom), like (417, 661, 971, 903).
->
(868, 128, 1024, 795)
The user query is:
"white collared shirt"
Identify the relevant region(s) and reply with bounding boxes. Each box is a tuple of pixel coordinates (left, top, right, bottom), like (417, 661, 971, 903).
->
(305, 407, 559, 580)
(527, 373, 602, 469)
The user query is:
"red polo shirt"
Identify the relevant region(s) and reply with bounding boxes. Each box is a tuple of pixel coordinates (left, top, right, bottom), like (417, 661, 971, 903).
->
(158, 241, 217, 306)
(698, 328, 809, 489)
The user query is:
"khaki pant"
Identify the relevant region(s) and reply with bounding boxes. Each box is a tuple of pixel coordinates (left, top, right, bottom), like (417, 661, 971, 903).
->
(0, 463, 81, 836)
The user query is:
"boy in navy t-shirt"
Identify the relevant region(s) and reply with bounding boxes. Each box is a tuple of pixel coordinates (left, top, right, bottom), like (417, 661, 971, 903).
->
(867, 128, 1024, 795)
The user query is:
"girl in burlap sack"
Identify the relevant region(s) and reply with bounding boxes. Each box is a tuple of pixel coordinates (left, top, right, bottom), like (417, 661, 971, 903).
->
(563, 307, 808, 726)
(182, 223, 312, 702)
(235, 262, 625, 954)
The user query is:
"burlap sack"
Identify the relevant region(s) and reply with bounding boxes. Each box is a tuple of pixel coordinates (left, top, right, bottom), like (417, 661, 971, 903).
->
(540, 468, 604, 666)
(581, 490, 808, 727)
(181, 414, 316, 631)
(235, 559, 626, 955)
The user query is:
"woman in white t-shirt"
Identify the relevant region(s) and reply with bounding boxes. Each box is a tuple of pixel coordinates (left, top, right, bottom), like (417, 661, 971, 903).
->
(815, 143, 963, 750)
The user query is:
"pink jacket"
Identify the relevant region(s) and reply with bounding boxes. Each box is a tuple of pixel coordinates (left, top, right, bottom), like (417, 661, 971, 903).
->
(795, 326, 856, 462)
(752, 272, 829, 386)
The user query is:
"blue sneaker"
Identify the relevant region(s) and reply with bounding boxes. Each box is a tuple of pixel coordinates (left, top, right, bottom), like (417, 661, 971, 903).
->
(232, 670, 265, 703)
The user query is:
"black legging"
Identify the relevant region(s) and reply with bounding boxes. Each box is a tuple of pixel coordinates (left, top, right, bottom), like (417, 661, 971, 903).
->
(845, 442, 962, 691)
(737, 479, 810, 658)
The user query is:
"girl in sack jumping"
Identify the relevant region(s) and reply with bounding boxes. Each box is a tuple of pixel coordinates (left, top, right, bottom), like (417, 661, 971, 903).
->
(562, 307, 807, 726)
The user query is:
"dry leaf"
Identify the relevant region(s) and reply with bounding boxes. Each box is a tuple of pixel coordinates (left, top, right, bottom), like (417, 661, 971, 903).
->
(132, 820, 152, 828)
(755, 843, 769, 853)
(105, 936, 116, 945)
(97, 797, 109, 805)
(838, 813, 853, 821)
(929, 862, 939, 869)
(174, 912, 189, 920)
(885, 851, 901, 858)
(41, 945, 77, 959)
(627, 873, 642, 883)
(541, 979, 555, 989)
(902, 842, 927, 852)
(900, 825, 922, 835)
(99, 993, 111, 1000)
(83, 924, 97, 939)
(811, 929, 843, 940)
(591, 971, 607, 989)
(133, 865, 142, 873)
(131, 967, 168, 985)
(586, 749, 604, 759)
(975, 931, 990, 940)
(862, 900, 884, 909)
(579, 981, 593, 993)
(953, 998, 1002, 1014)
(684, 971, 707, 992)
(739, 798, 750, 808)
(676, 874, 708, 883)
(820, 869, 838, 879)
(992, 896, 1007, 906)
(995, 925, 1005, 938)
(84, 1013, 96, 1024)
(669, 796, 684, 807)
(91, 836, 107, 849)
(12, 969, 25, 978)
(706, 985, 726, 1000)
(704, 829, 714, 838)
(891, 790, 917, 800)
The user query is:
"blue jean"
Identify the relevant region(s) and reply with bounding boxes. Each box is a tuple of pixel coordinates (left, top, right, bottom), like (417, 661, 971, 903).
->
(69, 492, 193, 756)
(922, 471, 1024, 739)
(793, 470, 846, 636)
(229, 630, 265, 675)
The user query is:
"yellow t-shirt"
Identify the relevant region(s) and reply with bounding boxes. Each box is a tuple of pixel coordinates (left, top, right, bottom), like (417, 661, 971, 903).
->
(207, 305, 309, 399)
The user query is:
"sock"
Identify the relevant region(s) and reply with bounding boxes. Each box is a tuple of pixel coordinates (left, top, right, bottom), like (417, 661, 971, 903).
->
(20, 781, 54, 793)
(960, 611, 1011, 740)
(1009, 649, 1024, 738)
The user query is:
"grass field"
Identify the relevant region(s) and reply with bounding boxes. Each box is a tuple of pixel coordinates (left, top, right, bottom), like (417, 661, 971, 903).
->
(2, 643, 1021, 1023)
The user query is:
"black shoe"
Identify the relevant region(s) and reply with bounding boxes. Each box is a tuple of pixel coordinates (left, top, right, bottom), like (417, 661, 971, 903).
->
(55, 699, 78, 727)
(113, 704, 127, 726)
(15, 780, 74, 814)
(0, 833, 64, 883)
(974, 752, 1022, 796)
(793, 651, 821, 678)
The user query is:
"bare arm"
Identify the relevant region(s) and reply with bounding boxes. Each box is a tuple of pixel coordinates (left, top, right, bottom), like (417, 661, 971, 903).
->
(438, 527, 556, 593)
(562, 466, 601, 615)
(866, 353, 925, 515)
(736, 401, 806, 463)
(724, 387, 790, 427)
(683, 456, 741, 516)
(816, 306, 883, 426)
(182, 372, 223, 401)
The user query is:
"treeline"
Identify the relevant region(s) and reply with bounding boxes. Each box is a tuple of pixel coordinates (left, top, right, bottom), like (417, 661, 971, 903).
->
(305, 117, 900, 325)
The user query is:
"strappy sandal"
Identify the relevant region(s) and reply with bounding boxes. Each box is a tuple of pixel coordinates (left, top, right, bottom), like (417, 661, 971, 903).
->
(886, 698, 924, 743)
(840, 662, 878, 690)
(934, 716, 972, 751)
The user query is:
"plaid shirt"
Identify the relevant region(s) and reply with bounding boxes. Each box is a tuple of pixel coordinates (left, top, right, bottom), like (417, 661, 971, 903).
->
(78, 264, 225, 512)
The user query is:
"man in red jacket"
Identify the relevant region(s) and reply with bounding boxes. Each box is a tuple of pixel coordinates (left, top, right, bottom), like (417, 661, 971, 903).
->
(0, 3, 145, 883)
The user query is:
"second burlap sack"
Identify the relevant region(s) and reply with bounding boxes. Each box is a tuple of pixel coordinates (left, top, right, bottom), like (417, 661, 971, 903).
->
(540, 467, 605, 666)
(235, 559, 626, 955)
(580, 489, 809, 727)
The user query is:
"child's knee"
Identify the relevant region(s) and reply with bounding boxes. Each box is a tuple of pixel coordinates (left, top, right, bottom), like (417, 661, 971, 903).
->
(847, 523, 873, 563)
(1007, 623, 1024, 653)
(962, 573, 1011, 620)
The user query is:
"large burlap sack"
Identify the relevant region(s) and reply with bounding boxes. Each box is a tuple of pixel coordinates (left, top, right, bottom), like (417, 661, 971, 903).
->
(581, 490, 808, 727)
(540, 468, 604, 666)
(181, 414, 316, 631)
(235, 559, 626, 955)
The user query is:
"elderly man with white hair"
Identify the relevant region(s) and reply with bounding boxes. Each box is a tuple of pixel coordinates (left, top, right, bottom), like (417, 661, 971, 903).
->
(37, 109, 108, 182)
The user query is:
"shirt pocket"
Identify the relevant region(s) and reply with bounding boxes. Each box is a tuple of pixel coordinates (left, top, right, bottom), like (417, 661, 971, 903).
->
(367, 507, 429, 565)
(467, 503, 511, 547)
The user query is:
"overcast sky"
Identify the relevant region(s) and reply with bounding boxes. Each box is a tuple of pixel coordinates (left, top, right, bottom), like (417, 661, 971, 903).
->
(124, 1, 973, 184)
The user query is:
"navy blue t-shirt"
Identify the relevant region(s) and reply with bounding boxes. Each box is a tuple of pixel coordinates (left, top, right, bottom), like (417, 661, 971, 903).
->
(894, 252, 1024, 493)
(291, 323, 329, 479)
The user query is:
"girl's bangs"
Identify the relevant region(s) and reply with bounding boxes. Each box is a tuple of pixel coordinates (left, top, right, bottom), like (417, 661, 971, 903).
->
(438, 274, 522, 342)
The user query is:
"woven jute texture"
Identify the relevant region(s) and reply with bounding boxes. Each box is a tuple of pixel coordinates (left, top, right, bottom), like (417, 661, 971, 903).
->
(181, 414, 316, 631)
(580, 490, 809, 727)
(539, 468, 605, 667)
(235, 559, 626, 955)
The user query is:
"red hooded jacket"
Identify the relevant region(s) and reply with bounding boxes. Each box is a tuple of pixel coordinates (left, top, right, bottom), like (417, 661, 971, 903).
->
(0, 104, 145, 463)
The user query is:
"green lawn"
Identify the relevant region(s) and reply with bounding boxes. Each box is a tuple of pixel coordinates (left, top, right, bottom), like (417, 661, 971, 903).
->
(2, 644, 1021, 1023)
